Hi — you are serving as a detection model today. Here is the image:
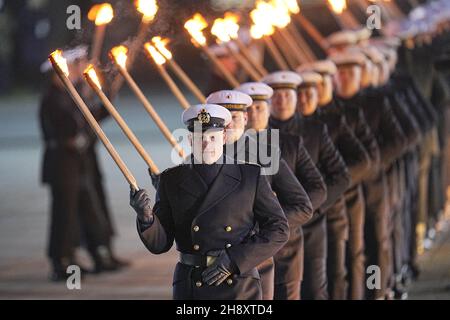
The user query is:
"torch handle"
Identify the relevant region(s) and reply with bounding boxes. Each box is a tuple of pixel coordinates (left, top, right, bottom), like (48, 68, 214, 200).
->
(90, 25, 106, 63)
(86, 76, 160, 175)
(272, 33, 299, 70)
(263, 37, 289, 70)
(166, 59, 206, 103)
(200, 44, 240, 88)
(278, 29, 306, 66)
(294, 15, 327, 51)
(117, 65, 186, 158)
(234, 38, 268, 76)
(109, 20, 150, 99)
(287, 24, 317, 62)
(49, 56, 139, 191)
(226, 44, 262, 82)
(155, 63, 190, 110)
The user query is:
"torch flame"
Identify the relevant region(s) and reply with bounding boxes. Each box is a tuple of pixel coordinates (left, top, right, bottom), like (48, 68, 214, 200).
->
(84, 65, 102, 89)
(269, 0, 291, 28)
(283, 0, 300, 14)
(211, 17, 232, 43)
(110, 45, 128, 69)
(136, 0, 158, 23)
(224, 12, 240, 40)
(250, 1, 275, 39)
(88, 3, 114, 26)
(151, 36, 172, 60)
(184, 13, 208, 46)
(49, 50, 69, 77)
(211, 13, 240, 43)
(327, 0, 347, 14)
(144, 42, 166, 65)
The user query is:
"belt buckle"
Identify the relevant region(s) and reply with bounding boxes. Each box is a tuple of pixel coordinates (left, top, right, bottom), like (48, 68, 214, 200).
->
(206, 256, 216, 267)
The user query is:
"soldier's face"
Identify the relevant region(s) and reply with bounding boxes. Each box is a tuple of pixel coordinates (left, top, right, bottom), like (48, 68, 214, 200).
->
(246, 100, 270, 131)
(297, 86, 319, 116)
(190, 129, 226, 164)
(318, 75, 333, 106)
(225, 111, 247, 144)
(335, 65, 362, 98)
(270, 89, 297, 121)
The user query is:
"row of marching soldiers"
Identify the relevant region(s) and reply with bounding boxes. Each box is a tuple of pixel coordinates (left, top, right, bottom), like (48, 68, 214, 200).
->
(39, 3, 450, 300)
(188, 13, 450, 301)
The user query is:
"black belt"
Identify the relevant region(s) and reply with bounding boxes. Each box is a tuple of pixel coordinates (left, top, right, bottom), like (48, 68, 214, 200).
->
(179, 253, 217, 268)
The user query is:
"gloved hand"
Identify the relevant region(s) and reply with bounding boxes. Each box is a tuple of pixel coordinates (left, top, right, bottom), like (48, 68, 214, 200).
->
(201, 250, 237, 286)
(129, 188, 154, 230)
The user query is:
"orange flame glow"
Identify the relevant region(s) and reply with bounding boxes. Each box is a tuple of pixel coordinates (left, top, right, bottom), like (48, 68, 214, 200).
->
(144, 42, 166, 65)
(283, 0, 300, 14)
(184, 13, 208, 46)
(151, 37, 172, 60)
(84, 65, 102, 89)
(269, 0, 291, 28)
(250, 1, 275, 39)
(135, 0, 158, 22)
(88, 3, 114, 26)
(327, 0, 347, 14)
(110, 45, 128, 69)
(49, 50, 69, 77)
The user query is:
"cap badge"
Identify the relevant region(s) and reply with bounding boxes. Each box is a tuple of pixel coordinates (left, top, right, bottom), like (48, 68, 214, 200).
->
(197, 108, 211, 124)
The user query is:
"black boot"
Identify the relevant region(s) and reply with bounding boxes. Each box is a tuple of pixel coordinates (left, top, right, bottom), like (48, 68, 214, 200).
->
(92, 246, 120, 273)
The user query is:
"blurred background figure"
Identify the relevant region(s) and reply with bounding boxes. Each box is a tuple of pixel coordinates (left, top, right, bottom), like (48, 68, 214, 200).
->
(39, 46, 128, 281)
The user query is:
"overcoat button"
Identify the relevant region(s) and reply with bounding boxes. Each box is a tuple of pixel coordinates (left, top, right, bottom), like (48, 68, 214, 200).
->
(193, 225, 200, 232)
(226, 244, 232, 248)
(225, 226, 232, 232)
(196, 281, 202, 287)
(193, 244, 200, 250)
(227, 279, 233, 285)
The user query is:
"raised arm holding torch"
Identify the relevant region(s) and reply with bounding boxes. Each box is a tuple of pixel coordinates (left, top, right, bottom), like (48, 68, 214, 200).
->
(84, 65, 160, 175)
(48, 50, 139, 191)
(88, 3, 114, 63)
(110, 45, 186, 159)
(143, 42, 191, 110)
(152, 37, 206, 103)
(184, 14, 240, 88)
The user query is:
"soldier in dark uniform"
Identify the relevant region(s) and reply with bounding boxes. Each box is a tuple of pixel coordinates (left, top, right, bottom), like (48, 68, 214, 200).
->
(235, 83, 328, 300)
(130, 104, 289, 300)
(356, 45, 409, 299)
(381, 42, 423, 297)
(264, 71, 350, 300)
(39, 47, 126, 280)
(331, 52, 381, 300)
(298, 61, 371, 300)
(205, 89, 314, 300)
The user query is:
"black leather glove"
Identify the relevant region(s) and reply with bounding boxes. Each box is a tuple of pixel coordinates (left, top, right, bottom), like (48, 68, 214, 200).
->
(201, 250, 237, 286)
(148, 168, 160, 189)
(129, 188, 154, 231)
